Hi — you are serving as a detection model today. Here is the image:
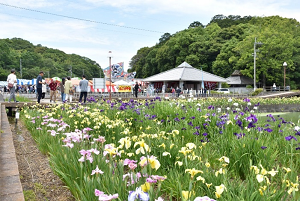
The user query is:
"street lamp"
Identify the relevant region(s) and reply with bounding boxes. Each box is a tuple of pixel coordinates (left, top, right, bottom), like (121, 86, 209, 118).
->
(253, 37, 263, 91)
(108, 51, 113, 100)
(283, 62, 287, 91)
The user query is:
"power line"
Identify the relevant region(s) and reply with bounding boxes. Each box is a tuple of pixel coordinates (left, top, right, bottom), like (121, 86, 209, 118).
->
(0, 2, 164, 33)
(0, 10, 159, 38)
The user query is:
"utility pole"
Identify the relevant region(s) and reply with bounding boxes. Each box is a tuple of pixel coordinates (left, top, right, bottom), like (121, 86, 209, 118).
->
(20, 59, 22, 79)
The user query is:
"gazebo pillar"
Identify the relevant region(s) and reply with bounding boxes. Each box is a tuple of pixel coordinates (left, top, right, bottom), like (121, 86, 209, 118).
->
(218, 82, 222, 88)
(179, 81, 184, 89)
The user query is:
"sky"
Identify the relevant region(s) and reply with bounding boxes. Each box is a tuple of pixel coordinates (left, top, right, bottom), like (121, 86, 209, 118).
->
(0, 0, 300, 74)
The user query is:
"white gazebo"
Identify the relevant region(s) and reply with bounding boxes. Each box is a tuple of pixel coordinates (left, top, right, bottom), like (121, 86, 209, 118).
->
(143, 61, 228, 91)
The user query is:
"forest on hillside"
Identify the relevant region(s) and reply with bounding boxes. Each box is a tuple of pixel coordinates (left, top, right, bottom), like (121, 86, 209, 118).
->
(0, 38, 101, 81)
(129, 15, 300, 89)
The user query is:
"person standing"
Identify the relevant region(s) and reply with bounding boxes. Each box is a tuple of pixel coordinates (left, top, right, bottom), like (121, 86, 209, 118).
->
(7, 69, 18, 102)
(65, 76, 73, 102)
(60, 77, 66, 102)
(49, 79, 58, 103)
(79, 75, 89, 103)
(36, 71, 45, 103)
(134, 82, 139, 98)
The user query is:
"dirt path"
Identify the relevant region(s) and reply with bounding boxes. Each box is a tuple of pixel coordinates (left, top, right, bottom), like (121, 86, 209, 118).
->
(10, 118, 74, 201)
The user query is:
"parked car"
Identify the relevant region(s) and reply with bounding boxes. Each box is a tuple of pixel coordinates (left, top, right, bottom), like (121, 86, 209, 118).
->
(215, 88, 230, 94)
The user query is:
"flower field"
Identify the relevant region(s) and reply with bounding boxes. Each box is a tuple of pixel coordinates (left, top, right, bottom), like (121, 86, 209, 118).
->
(21, 97, 300, 201)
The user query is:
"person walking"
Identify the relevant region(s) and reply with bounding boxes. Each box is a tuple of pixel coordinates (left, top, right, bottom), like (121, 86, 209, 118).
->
(7, 69, 18, 102)
(79, 75, 89, 103)
(134, 81, 139, 98)
(36, 71, 45, 103)
(49, 79, 58, 103)
(60, 77, 66, 102)
(65, 76, 73, 102)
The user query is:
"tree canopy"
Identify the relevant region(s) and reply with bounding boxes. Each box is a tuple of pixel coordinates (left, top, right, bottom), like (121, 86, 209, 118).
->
(0, 38, 101, 81)
(128, 15, 300, 89)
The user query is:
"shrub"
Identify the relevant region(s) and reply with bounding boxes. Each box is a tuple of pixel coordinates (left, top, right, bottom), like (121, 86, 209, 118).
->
(251, 88, 263, 96)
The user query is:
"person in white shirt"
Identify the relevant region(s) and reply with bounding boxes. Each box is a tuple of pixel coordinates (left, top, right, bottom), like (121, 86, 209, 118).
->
(7, 69, 18, 102)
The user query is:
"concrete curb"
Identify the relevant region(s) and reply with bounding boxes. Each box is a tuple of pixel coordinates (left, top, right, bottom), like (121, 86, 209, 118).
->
(0, 103, 25, 201)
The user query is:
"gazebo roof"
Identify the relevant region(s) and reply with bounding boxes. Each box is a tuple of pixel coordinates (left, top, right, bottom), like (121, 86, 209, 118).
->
(143, 62, 227, 83)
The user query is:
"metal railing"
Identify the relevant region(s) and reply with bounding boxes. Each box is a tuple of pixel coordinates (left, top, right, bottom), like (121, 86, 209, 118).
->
(263, 86, 290, 92)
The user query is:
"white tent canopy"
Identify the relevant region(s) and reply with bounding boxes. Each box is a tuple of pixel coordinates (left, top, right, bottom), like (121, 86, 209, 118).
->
(114, 80, 131, 85)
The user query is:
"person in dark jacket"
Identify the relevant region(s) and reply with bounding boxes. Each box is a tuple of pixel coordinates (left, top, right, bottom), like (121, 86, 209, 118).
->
(134, 82, 139, 98)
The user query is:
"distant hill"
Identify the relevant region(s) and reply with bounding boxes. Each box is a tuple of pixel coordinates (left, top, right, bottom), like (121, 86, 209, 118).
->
(0, 38, 101, 80)
(128, 15, 300, 89)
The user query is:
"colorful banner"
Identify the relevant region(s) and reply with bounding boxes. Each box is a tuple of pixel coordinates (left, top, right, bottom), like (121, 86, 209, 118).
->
(117, 85, 132, 92)
(123, 72, 136, 80)
(103, 62, 125, 78)
(103, 62, 137, 81)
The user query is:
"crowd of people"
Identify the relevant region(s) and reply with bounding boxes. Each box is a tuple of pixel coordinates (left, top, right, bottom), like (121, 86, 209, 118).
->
(3, 69, 90, 104)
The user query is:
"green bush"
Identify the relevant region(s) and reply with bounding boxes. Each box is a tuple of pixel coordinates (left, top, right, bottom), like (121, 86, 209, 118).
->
(221, 82, 230, 88)
(251, 88, 263, 96)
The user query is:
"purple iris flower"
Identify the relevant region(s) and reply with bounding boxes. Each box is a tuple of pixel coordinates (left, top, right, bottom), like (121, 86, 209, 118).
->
(203, 133, 208, 136)
(208, 105, 214, 110)
(193, 131, 200, 135)
(181, 127, 186, 130)
(234, 133, 245, 139)
(254, 102, 260, 106)
(246, 114, 258, 123)
(264, 128, 273, 133)
(261, 146, 267, 150)
(174, 117, 180, 122)
(190, 116, 195, 119)
(236, 119, 243, 129)
(188, 121, 194, 126)
(285, 135, 297, 141)
(195, 126, 200, 129)
(243, 98, 250, 102)
(296, 147, 300, 150)
(248, 122, 256, 128)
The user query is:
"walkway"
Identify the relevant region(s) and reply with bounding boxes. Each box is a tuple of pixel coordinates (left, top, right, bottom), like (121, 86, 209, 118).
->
(257, 91, 300, 98)
(0, 103, 24, 201)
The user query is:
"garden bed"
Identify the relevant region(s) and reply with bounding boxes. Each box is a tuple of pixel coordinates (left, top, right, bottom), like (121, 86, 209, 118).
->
(18, 97, 300, 200)
(10, 118, 74, 201)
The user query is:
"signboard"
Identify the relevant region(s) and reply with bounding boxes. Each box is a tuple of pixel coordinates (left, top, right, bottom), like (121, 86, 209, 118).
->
(93, 78, 105, 90)
(118, 85, 132, 92)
